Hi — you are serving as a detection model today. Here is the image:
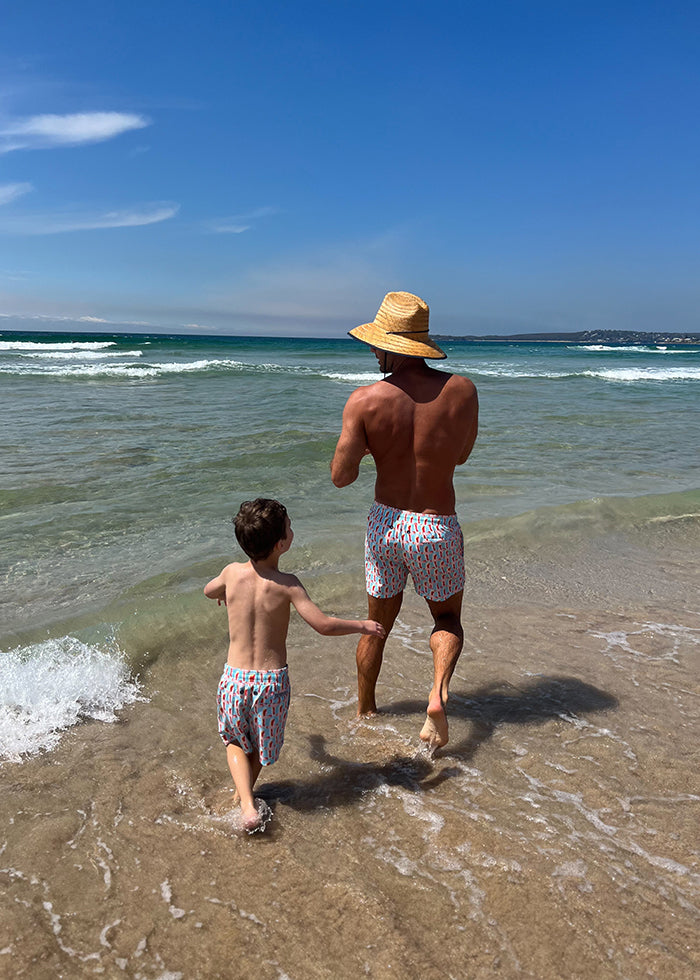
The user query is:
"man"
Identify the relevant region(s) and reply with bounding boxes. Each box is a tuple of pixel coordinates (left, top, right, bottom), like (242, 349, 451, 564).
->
(331, 291, 478, 748)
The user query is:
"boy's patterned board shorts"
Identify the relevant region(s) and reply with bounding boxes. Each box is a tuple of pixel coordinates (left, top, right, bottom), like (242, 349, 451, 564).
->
(217, 664, 290, 766)
(364, 501, 465, 603)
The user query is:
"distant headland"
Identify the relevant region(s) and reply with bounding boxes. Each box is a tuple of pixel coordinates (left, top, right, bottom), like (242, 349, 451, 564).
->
(434, 329, 700, 346)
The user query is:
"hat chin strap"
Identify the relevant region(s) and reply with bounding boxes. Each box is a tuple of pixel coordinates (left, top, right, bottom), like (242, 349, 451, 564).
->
(376, 347, 391, 377)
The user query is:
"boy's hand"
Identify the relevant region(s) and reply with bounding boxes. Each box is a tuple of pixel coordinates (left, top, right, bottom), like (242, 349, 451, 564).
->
(363, 620, 386, 638)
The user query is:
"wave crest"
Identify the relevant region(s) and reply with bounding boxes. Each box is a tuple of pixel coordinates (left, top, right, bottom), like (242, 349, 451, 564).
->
(0, 636, 144, 763)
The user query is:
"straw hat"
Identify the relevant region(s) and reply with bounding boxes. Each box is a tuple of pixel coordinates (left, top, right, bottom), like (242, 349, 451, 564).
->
(348, 291, 446, 360)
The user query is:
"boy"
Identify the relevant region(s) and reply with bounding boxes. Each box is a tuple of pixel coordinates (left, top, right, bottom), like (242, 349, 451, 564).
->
(204, 498, 386, 831)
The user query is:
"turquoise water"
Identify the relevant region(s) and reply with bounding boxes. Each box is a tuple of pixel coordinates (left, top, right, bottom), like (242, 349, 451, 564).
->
(2, 328, 699, 745)
(2, 332, 699, 637)
(1, 330, 699, 977)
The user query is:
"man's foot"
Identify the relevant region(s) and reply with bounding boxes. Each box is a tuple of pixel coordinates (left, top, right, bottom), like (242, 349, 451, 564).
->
(356, 706, 379, 718)
(419, 695, 449, 747)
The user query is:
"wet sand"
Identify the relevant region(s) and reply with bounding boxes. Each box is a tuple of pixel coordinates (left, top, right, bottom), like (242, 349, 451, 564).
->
(2, 558, 699, 979)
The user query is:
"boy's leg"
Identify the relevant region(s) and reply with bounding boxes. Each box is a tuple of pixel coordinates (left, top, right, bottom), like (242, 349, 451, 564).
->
(231, 751, 262, 805)
(249, 752, 262, 791)
(226, 743, 262, 829)
(356, 592, 403, 715)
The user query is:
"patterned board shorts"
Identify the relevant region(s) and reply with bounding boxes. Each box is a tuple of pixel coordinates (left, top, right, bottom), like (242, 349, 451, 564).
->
(365, 501, 465, 603)
(217, 664, 291, 766)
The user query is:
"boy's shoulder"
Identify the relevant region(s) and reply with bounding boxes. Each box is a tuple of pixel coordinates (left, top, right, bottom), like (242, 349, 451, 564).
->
(219, 559, 251, 581)
(220, 561, 304, 594)
(265, 568, 303, 591)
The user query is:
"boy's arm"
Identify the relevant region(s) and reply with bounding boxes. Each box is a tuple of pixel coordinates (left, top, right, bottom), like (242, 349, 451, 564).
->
(288, 580, 385, 638)
(204, 569, 228, 604)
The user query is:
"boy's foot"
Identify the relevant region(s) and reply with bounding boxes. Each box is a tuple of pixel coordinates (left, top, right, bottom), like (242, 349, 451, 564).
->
(419, 695, 449, 747)
(241, 803, 262, 832)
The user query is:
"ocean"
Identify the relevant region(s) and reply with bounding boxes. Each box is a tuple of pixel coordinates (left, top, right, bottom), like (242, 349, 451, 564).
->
(1, 331, 699, 978)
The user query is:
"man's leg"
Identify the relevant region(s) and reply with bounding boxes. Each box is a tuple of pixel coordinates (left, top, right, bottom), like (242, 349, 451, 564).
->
(356, 591, 403, 715)
(419, 590, 464, 747)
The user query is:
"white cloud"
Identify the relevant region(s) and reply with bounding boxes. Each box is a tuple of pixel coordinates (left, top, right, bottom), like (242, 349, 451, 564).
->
(206, 206, 277, 234)
(0, 112, 150, 152)
(0, 203, 179, 234)
(211, 222, 250, 234)
(0, 182, 33, 205)
(0, 310, 155, 328)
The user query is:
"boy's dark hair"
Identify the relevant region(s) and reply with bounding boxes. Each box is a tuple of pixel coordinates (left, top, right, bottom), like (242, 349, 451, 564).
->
(233, 498, 288, 561)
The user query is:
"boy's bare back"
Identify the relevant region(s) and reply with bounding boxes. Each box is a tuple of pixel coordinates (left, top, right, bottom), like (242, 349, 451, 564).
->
(212, 561, 298, 671)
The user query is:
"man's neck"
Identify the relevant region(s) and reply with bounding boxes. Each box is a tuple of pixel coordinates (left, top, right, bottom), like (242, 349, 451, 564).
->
(386, 355, 428, 376)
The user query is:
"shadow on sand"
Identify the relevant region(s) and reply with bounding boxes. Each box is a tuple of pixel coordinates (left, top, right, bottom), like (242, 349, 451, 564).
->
(256, 675, 618, 814)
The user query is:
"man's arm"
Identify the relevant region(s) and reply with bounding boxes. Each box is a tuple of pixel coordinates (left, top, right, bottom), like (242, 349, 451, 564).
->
(330, 390, 370, 488)
(456, 386, 479, 465)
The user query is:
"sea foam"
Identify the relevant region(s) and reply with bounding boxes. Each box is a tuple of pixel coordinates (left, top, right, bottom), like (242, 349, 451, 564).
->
(0, 636, 144, 763)
(0, 357, 300, 379)
(0, 340, 116, 351)
(19, 349, 143, 360)
(462, 364, 700, 382)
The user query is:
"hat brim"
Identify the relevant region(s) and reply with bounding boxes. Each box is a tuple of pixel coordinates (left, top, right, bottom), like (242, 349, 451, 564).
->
(348, 323, 446, 360)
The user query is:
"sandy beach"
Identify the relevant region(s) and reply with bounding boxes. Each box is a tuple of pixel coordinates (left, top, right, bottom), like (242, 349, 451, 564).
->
(2, 333, 699, 978)
(2, 551, 699, 978)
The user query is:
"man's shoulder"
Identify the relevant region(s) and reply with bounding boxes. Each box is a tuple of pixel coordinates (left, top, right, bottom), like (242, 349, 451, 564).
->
(344, 380, 389, 410)
(349, 378, 387, 398)
(442, 371, 477, 399)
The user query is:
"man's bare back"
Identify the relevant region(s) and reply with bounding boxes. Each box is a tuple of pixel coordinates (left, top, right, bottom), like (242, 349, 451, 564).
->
(331, 355, 478, 514)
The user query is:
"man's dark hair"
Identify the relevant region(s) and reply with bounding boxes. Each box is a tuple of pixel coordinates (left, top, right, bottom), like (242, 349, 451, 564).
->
(233, 498, 288, 561)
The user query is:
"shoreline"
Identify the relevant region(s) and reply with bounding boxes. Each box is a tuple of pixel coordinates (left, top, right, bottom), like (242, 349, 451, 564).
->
(3, 486, 699, 649)
(2, 586, 699, 978)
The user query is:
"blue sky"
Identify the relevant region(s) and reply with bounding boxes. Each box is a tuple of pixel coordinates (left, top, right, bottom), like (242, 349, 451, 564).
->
(1, 0, 698, 337)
